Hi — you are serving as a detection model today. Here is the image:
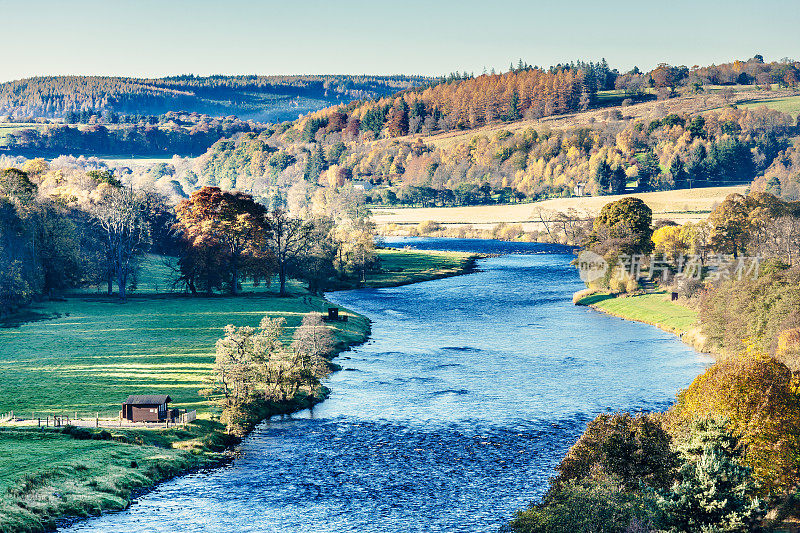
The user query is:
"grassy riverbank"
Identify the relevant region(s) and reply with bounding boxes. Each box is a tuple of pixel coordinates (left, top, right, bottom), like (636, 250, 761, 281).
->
(575, 290, 700, 336)
(0, 247, 476, 532)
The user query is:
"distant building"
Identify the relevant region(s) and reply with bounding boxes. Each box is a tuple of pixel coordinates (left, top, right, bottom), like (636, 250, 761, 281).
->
(121, 394, 172, 422)
(352, 180, 374, 191)
(573, 183, 586, 197)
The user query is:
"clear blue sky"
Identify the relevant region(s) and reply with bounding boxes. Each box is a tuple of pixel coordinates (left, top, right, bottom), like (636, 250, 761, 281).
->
(1, 0, 798, 82)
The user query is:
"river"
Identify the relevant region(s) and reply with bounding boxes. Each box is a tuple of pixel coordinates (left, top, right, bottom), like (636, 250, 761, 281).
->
(62, 238, 709, 533)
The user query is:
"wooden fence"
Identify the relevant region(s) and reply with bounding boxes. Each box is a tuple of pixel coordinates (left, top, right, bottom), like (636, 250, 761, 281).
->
(178, 410, 197, 424)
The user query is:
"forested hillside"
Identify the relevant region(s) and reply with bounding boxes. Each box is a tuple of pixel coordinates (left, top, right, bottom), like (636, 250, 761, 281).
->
(149, 56, 796, 209)
(0, 74, 430, 122)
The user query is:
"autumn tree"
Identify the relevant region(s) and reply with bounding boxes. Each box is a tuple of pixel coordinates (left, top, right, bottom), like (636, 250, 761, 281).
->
(669, 353, 800, 493)
(554, 413, 676, 492)
(204, 313, 333, 435)
(385, 98, 409, 137)
(175, 187, 273, 294)
(586, 197, 654, 256)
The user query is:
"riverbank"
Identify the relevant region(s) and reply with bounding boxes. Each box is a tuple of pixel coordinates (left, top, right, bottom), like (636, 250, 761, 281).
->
(574, 289, 711, 354)
(0, 248, 478, 532)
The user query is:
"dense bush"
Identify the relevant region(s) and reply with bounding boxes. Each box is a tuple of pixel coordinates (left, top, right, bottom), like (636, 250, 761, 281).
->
(554, 413, 676, 492)
(508, 473, 660, 533)
(700, 264, 800, 361)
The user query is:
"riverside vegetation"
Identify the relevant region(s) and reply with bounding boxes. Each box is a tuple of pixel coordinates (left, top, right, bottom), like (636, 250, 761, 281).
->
(512, 193, 800, 532)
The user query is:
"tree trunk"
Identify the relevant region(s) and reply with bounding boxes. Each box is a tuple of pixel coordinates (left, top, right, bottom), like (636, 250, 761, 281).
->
(231, 258, 238, 295)
(117, 270, 127, 301)
(107, 274, 113, 296)
(279, 262, 287, 296)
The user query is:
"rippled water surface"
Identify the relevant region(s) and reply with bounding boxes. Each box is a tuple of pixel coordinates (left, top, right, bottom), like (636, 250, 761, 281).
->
(63, 238, 709, 533)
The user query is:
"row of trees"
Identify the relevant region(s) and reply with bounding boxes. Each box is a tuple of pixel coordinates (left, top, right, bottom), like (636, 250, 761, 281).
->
(0, 159, 380, 315)
(0, 165, 160, 313)
(5, 114, 263, 157)
(172, 186, 376, 297)
(307, 67, 587, 139)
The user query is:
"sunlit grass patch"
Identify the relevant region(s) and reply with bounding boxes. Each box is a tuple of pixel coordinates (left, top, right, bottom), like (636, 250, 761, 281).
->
(578, 291, 699, 334)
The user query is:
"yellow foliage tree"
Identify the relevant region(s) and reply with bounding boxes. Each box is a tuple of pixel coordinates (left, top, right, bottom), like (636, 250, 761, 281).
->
(652, 225, 689, 259)
(669, 353, 800, 494)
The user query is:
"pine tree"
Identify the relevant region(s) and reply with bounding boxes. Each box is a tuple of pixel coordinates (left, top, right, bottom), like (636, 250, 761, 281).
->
(303, 144, 325, 182)
(657, 418, 763, 532)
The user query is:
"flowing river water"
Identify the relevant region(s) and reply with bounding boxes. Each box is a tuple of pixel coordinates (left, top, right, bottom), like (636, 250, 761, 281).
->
(62, 238, 709, 533)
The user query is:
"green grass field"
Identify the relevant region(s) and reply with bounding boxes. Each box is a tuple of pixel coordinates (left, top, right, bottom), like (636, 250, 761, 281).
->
(0, 422, 227, 531)
(367, 248, 475, 287)
(0, 249, 474, 417)
(577, 291, 699, 334)
(0, 293, 368, 416)
(739, 94, 800, 117)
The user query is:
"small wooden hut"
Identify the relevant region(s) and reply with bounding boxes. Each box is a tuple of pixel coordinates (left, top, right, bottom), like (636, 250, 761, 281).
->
(121, 394, 172, 422)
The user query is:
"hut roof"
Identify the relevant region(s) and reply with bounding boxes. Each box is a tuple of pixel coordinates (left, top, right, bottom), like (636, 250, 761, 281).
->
(122, 394, 172, 405)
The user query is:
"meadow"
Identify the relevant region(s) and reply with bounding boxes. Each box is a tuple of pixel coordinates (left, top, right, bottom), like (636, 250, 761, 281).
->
(0, 247, 475, 530)
(739, 94, 800, 117)
(0, 421, 230, 531)
(0, 248, 474, 417)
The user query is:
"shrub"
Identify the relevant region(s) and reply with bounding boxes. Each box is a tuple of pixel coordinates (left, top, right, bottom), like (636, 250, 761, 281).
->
(674, 276, 703, 299)
(61, 425, 93, 440)
(699, 265, 800, 357)
(776, 328, 800, 372)
(625, 278, 639, 293)
(417, 220, 442, 234)
(554, 413, 676, 492)
(508, 473, 660, 533)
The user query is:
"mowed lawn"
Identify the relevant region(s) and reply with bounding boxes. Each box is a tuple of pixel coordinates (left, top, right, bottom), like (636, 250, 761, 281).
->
(579, 291, 699, 335)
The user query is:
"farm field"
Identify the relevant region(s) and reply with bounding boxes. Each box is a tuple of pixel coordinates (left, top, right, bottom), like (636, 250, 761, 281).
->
(373, 185, 747, 230)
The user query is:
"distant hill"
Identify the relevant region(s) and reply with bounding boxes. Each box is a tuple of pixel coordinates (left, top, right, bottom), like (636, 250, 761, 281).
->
(0, 74, 432, 123)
